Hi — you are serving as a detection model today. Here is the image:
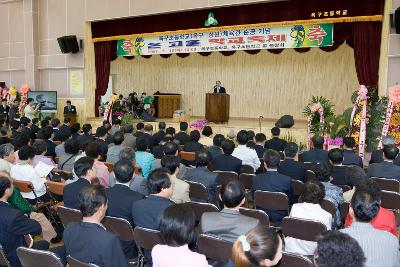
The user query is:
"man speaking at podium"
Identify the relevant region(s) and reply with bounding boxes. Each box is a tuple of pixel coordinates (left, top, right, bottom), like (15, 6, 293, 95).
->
(213, 81, 226, 93)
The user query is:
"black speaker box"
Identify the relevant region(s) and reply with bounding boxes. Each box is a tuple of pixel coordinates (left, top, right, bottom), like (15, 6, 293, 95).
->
(57, 37, 69, 53)
(275, 115, 294, 128)
(395, 7, 400, 34)
(141, 111, 156, 122)
(65, 35, 80, 53)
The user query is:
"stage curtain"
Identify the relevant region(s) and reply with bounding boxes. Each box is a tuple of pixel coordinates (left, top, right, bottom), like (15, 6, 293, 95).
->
(352, 22, 382, 87)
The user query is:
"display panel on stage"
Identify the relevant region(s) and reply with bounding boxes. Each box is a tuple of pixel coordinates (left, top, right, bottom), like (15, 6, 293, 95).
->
(206, 93, 230, 123)
(154, 94, 181, 118)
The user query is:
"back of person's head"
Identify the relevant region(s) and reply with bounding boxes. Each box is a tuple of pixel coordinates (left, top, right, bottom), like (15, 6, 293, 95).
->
(350, 180, 380, 222)
(159, 204, 195, 247)
(343, 137, 356, 149)
(0, 143, 14, 159)
(32, 118, 39, 125)
(195, 150, 211, 167)
(60, 128, 72, 142)
(383, 144, 398, 160)
(119, 147, 135, 161)
(165, 127, 175, 136)
(113, 131, 125, 145)
(32, 139, 47, 155)
(161, 155, 180, 174)
(179, 122, 188, 131)
(18, 145, 35, 161)
(51, 118, 60, 128)
(85, 142, 101, 159)
(10, 120, 21, 130)
(189, 130, 200, 142)
(221, 139, 235, 155)
(20, 117, 30, 126)
(232, 225, 282, 267)
(247, 130, 255, 142)
(312, 136, 324, 149)
(236, 130, 249, 145)
(158, 122, 166, 130)
(136, 138, 149, 151)
(255, 133, 266, 143)
(0, 174, 11, 199)
(136, 122, 144, 131)
(315, 231, 365, 267)
(220, 180, 245, 208)
(112, 119, 121, 126)
(78, 185, 107, 217)
(314, 162, 333, 182)
(202, 126, 213, 137)
(96, 126, 108, 138)
(344, 166, 367, 188)
(74, 156, 95, 178)
(144, 124, 153, 133)
(38, 126, 53, 140)
(263, 149, 281, 169)
(82, 123, 92, 134)
(65, 138, 80, 155)
(271, 127, 280, 137)
(114, 159, 134, 184)
(63, 118, 71, 124)
(40, 119, 49, 128)
(299, 182, 325, 204)
(124, 124, 133, 134)
(147, 168, 171, 194)
(13, 132, 30, 151)
(164, 141, 178, 155)
(0, 127, 7, 137)
(103, 121, 111, 131)
(213, 134, 225, 147)
(284, 142, 298, 158)
(328, 148, 343, 164)
(70, 123, 81, 134)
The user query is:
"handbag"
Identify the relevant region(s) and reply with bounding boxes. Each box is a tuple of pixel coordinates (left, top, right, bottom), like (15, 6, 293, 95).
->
(51, 154, 76, 182)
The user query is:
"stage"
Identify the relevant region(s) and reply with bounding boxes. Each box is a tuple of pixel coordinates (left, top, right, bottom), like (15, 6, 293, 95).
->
(87, 116, 309, 145)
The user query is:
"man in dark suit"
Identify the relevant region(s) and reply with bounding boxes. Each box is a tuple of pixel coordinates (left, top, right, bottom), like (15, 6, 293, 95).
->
(59, 118, 71, 134)
(77, 123, 94, 150)
(174, 122, 190, 145)
(0, 127, 12, 145)
(183, 130, 204, 152)
(64, 185, 129, 267)
(252, 149, 293, 226)
(138, 124, 157, 148)
(329, 148, 348, 186)
(8, 100, 20, 123)
(253, 133, 266, 158)
(95, 126, 109, 159)
(37, 126, 56, 157)
(342, 137, 363, 167)
(51, 118, 63, 142)
(106, 160, 144, 259)
(208, 134, 225, 159)
(265, 127, 287, 152)
(134, 122, 144, 138)
(278, 142, 307, 182)
(212, 139, 242, 174)
(367, 145, 400, 181)
(299, 135, 329, 163)
(63, 100, 77, 115)
(63, 157, 96, 209)
(20, 117, 32, 140)
(185, 150, 220, 204)
(0, 99, 9, 123)
(369, 136, 400, 165)
(213, 80, 226, 93)
(153, 121, 166, 145)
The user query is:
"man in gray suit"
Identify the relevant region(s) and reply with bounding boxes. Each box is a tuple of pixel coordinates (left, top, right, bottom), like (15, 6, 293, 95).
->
(367, 145, 400, 181)
(122, 124, 136, 149)
(200, 180, 259, 243)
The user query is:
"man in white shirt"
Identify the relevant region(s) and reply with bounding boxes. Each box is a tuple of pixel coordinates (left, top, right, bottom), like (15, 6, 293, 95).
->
(23, 98, 40, 121)
(232, 130, 260, 171)
(0, 143, 15, 172)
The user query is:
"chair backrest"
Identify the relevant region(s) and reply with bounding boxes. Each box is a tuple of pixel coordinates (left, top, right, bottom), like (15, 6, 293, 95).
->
(282, 216, 327, 242)
(254, 190, 289, 211)
(57, 206, 83, 227)
(239, 208, 270, 227)
(320, 199, 336, 221)
(240, 164, 254, 174)
(12, 180, 33, 193)
(187, 201, 219, 222)
(275, 251, 314, 267)
(0, 243, 10, 267)
(133, 226, 163, 251)
(291, 180, 304, 196)
(67, 256, 99, 267)
(338, 184, 352, 193)
(46, 181, 65, 196)
(179, 151, 196, 161)
(16, 247, 64, 267)
(185, 180, 209, 202)
(213, 171, 238, 185)
(104, 162, 113, 172)
(380, 190, 400, 210)
(197, 234, 233, 263)
(370, 177, 400, 192)
(239, 173, 255, 190)
(102, 216, 134, 241)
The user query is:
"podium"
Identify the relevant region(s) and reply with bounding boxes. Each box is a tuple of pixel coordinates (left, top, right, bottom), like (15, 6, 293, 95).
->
(64, 114, 77, 124)
(154, 94, 181, 118)
(205, 93, 230, 123)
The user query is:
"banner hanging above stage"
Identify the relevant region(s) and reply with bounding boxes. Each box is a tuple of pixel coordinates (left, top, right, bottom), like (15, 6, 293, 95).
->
(116, 23, 333, 56)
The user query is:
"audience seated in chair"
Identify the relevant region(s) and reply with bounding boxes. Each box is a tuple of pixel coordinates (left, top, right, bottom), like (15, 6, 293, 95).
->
(152, 136, 171, 159)
(152, 204, 211, 267)
(63, 185, 130, 267)
(63, 157, 96, 209)
(153, 122, 166, 146)
(0, 127, 13, 145)
(342, 137, 363, 167)
(135, 138, 155, 179)
(85, 142, 110, 187)
(264, 127, 287, 152)
(161, 155, 190, 204)
(369, 135, 400, 165)
(314, 231, 365, 267)
(55, 129, 72, 158)
(76, 123, 94, 151)
(106, 131, 125, 164)
(184, 150, 220, 204)
(0, 143, 15, 173)
(58, 139, 81, 173)
(208, 134, 224, 159)
(58, 118, 71, 139)
(199, 126, 214, 147)
(252, 133, 266, 159)
(37, 126, 56, 157)
(232, 130, 260, 172)
(212, 139, 242, 174)
(70, 123, 81, 141)
(340, 180, 400, 266)
(184, 130, 204, 154)
(152, 141, 187, 179)
(343, 166, 367, 203)
(174, 122, 190, 145)
(299, 136, 328, 163)
(200, 180, 259, 243)
(122, 124, 136, 149)
(285, 182, 332, 256)
(328, 148, 347, 186)
(252, 149, 293, 225)
(140, 124, 157, 148)
(31, 139, 57, 170)
(110, 119, 122, 137)
(94, 126, 109, 159)
(106, 159, 144, 259)
(134, 122, 144, 138)
(314, 162, 344, 228)
(367, 144, 400, 181)
(278, 142, 307, 182)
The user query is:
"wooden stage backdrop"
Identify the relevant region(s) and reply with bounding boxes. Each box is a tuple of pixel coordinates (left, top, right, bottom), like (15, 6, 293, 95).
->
(110, 43, 359, 120)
